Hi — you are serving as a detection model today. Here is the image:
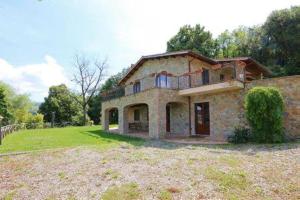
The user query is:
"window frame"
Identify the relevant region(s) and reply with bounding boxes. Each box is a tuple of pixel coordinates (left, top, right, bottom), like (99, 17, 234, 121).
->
(133, 81, 141, 93)
(156, 74, 170, 88)
(202, 69, 210, 85)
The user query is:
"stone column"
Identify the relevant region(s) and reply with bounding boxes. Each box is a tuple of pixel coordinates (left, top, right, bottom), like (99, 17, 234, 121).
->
(148, 90, 168, 139)
(119, 106, 128, 134)
(102, 109, 109, 131)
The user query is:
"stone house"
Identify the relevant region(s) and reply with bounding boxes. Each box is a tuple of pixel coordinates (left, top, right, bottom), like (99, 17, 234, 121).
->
(101, 51, 300, 141)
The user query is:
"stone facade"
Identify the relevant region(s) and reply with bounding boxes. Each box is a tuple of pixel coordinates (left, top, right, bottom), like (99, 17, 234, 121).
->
(102, 53, 300, 141)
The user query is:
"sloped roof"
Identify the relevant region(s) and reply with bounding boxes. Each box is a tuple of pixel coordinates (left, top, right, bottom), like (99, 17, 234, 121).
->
(118, 51, 271, 85)
(216, 57, 272, 77)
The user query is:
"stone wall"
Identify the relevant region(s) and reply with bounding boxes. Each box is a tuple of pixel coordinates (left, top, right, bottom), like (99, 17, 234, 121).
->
(245, 75, 300, 138)
(190, 75, 300, 141)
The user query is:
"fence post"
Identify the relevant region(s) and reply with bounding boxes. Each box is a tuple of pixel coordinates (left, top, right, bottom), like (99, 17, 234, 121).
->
(0, 126, 2, 145)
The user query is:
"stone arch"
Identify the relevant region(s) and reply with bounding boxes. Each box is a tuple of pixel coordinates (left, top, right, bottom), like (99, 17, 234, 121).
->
(103, 107, 119, 131)
(122, 103, 149, 135)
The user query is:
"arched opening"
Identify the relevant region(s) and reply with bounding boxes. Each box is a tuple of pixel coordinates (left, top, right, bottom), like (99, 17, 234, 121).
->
(219, 65, 235, 82)
(124, 103, 149, 136)
(166, 102, 189, 136)
(104, 107, 119, 131)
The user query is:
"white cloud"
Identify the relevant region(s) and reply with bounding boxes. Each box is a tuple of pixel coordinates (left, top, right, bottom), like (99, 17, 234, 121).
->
(0, 55, 70, 102)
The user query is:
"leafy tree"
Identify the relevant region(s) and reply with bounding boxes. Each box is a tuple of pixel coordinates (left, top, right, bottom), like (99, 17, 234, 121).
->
(216, 26, 265, 59)
(166, 24, 218, 57)
(87, 93, 102, 124)
(0, 81, 33, 124)
(245, 87, 284, 143)
(39, 84, 81, 124)
(0, 87, 11, 125)
(262, 6, 300, 75)
(87, 68, 128, 124)
(216, 30, 237, 58)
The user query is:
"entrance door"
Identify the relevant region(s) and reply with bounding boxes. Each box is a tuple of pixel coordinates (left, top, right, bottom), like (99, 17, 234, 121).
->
(166, 104, 170, 132)
(195, 102, 210, 135)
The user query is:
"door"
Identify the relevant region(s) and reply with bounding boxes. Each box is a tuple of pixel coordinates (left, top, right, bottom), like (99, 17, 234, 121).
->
(166, 104, 170, 132)
(195, 102, 210, 135)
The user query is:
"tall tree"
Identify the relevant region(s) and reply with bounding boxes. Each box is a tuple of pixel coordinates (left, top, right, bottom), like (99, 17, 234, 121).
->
(72, 54, 107, 125)
(39, 84, 80, 124)
(166, 24, 218, 57)
(88, 67, 129, 124)
(263, 6, 300, 75)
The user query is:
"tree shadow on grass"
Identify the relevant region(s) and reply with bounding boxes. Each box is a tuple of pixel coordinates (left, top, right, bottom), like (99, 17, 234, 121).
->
(83, 129, 145, 147)
(84, 129, 300, 155)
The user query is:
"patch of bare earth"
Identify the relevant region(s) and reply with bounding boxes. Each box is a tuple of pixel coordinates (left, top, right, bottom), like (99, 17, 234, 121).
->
(0, 142, 299, 200)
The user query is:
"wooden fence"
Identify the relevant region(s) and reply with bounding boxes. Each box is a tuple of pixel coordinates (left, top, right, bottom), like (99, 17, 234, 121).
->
(0, 124, 22, 145)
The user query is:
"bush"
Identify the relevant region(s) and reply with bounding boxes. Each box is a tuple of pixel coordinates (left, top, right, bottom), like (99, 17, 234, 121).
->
(25, 113, 44, 129)
(228, 126, 251, 144)
(245, 86, 284, 143)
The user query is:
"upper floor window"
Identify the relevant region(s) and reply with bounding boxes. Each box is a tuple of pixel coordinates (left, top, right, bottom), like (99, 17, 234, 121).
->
(133, 81, 141, 93)
(156, 74, 170, 88)
(202, 69, 209, 85)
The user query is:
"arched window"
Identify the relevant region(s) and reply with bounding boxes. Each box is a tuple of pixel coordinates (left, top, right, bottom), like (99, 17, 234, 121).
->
(133, 81, 141, 93)
(156, 74, 170, 88)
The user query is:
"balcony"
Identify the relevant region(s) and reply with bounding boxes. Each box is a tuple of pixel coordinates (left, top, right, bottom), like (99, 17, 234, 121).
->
(178, 80, 244, 96)
(101, 66, 246, 101)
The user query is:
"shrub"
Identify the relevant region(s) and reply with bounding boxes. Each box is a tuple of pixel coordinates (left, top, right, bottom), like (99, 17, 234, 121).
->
(245, 86, 284, 143)
(25, 113, 44, 129)
(228, 126, 251, 144)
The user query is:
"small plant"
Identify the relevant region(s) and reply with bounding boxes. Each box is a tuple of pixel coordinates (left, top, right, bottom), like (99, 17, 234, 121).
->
(245, 86, 285, 143)
(159, 189, 173, 200)
(101, 183, 141, 200)
(228, 126, 251, 144)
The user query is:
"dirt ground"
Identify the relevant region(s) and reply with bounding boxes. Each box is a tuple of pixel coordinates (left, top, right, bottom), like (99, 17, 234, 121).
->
(1, 141, 299, 200)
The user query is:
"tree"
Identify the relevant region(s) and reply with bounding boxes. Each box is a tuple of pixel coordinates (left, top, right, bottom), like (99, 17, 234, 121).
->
(0, 81, 33, 124)
(39, 84, 80, 124)
(216, 30, 237, 58)
(72, 54, 106, 125)
(88, 67, 128, 124)
(262, 6, 300, 75)
(166, 24, 218, 57)
(216, 26, 265, 59)
(0, 87, 11, 125)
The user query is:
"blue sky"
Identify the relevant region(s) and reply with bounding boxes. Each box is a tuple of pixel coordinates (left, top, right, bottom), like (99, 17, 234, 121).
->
(0, 0, 299, 101)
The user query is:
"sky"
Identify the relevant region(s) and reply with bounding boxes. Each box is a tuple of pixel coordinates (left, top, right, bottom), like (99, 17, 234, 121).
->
(0, 0, 299, 102)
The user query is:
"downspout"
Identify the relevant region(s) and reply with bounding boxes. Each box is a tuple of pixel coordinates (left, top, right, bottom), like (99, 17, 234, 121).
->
(188, 59, 193, 136)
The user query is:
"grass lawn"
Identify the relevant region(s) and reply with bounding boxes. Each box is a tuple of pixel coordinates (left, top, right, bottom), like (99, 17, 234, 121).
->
(0, 125, 143, 154)
(0, 126, 299, 199)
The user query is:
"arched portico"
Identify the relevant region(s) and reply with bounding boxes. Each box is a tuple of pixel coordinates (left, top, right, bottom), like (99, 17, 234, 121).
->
(122, 103, 149, 136)
(103, 107, 119, 131)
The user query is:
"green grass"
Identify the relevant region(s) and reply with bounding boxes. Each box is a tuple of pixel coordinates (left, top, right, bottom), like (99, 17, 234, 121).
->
(205, 167, 250, 199)
(101, 183, 142, 200)
(0, 125, 144, 154)
(158, 190, 173, 200)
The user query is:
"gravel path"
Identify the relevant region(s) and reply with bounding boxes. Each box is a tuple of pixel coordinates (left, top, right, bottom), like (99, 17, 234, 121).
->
(1, 141, 299, 200)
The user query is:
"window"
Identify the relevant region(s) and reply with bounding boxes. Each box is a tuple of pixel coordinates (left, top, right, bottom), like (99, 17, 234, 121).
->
(202, 69, 209, 85)
(134, 109, 140, 121)
(220, 74, 224, 81)
(133, 81, 141, 93)
(156, 74, 170, 88)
